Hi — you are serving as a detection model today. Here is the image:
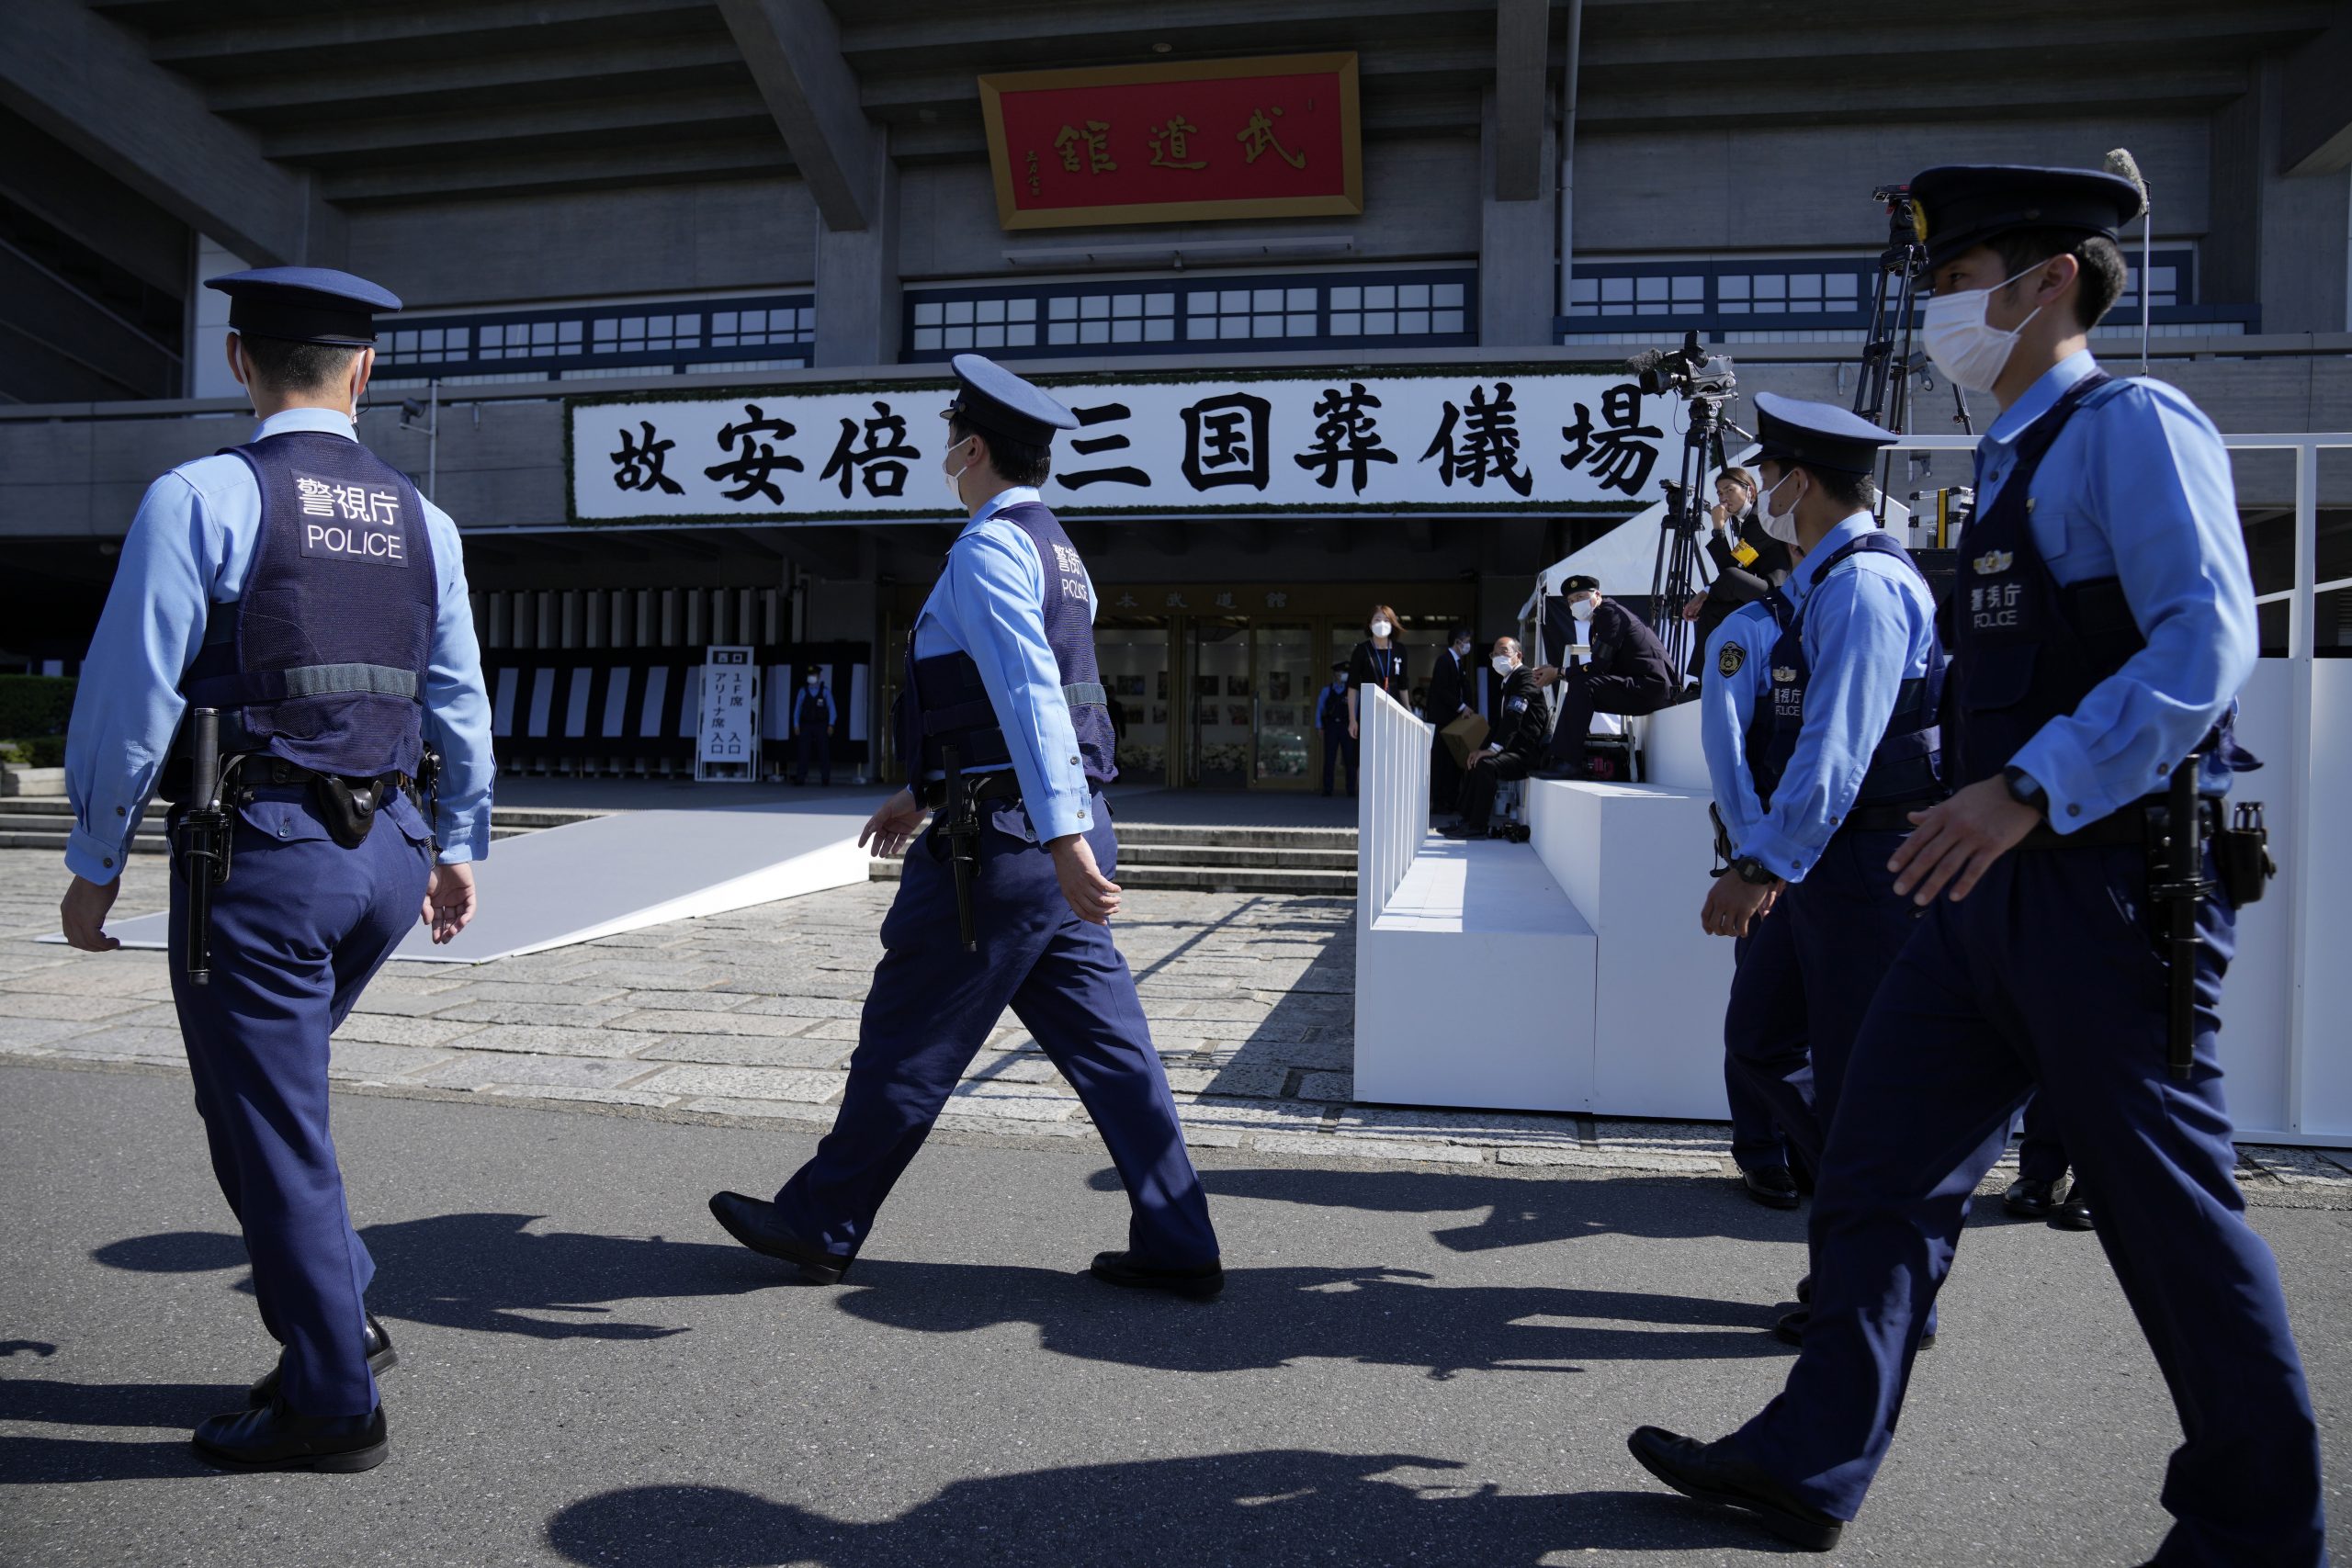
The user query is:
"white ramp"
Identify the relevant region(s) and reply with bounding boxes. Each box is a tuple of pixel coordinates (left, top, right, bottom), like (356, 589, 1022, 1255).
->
(1355, 834, 1599, 1113)
(85, 804, 871, 964)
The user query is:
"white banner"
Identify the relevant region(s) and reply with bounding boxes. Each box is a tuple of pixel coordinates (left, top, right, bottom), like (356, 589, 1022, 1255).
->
(695, 646, 760, 783)
(569, 366, 1676, 523)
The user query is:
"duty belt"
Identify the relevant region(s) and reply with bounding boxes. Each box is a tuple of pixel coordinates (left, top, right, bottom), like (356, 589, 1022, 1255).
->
(915, 769, 1022, 813)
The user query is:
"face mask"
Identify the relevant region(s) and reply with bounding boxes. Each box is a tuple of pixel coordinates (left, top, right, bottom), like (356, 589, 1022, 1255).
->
(1923, 264, 2048, 393)
(1491, 655, 1516, 677)
(1568, 596, 1596, 623)
(1369, 619, 1393, 638)
(943, 439, 975, 506)
(806, 677, 820, 687)
(1757, 471, 1804, 545)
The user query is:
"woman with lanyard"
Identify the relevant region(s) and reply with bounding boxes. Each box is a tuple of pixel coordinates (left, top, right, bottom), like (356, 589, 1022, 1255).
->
(1345, 604, 1408, 741)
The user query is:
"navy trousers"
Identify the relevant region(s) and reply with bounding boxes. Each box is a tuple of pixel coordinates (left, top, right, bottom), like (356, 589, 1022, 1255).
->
(1724, 920, 1801, 1175)
(1725, 844, 2327, 1564)
(166, 785, 432, 1416)
(2017, 1094, 2071, 1186)
(795, 727, 831, 785)
(775, 795, 1218, 1268)
(1320, 728, 1358, 796)
(1723, 829, 1917, 1181)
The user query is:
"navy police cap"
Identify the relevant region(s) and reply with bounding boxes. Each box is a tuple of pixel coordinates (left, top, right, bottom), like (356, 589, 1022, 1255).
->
(204, 266, 402, 346)
(1749, 392, 1898, 478)
(944, 353, 1080, 447)
(1906, 164, 2144, 273)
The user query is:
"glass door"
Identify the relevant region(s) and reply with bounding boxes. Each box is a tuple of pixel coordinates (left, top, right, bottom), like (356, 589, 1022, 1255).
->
(1189, 618, 1250, 789)
(1095, 623, 1170, 787)
(1251, 623, 1316, 788)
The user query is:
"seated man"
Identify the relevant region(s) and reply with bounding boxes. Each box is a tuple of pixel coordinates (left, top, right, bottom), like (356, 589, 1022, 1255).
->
(1533, 575, 1681, 777)
(1443, 637, 1545, 839)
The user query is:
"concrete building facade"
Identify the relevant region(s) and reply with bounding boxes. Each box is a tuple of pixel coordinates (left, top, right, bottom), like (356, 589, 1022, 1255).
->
(3, 0, 2346, 787)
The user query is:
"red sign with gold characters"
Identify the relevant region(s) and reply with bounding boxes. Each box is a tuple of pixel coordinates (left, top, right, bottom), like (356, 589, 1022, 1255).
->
(979, 53, 1363, 231)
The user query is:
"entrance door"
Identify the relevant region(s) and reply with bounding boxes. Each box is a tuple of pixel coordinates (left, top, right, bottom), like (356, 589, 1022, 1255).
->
(1188, 618, 1250, 789)
(1095, 624, 1170, 786)
(1250, 623, 1316, 788)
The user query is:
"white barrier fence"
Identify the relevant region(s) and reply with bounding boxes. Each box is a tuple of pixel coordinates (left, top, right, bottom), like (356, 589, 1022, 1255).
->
(1355, 684, 1430, 931)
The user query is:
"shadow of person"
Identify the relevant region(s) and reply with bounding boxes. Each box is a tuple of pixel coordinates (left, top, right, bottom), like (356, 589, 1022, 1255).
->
(1125, 1165, 1807, 1255)
(93, 1213, 780, 1342)
(0, 1434, 206, 1485)
(545, 1452, 1797, 1567)
(827, 1259, 1787, 1380)
(0, 1377, 247, 1484)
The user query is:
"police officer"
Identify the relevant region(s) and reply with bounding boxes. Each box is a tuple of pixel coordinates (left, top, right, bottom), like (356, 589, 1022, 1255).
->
(1315, 661, 1357, 797)
(1694, 590, 1806, 1208)
(1442, 637, 1544, 839)
(1693, 393, 1946, 1344)
(1629, 166, 2328, 1562)
(56, 268, 495, 1472)
(792, 667, 836, 785)
(708, 355, 1222, 1299)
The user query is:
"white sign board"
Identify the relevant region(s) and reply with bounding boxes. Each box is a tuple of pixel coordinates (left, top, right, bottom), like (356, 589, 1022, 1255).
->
(695, 646, 760, 783)
(570, 366, 1671, 524)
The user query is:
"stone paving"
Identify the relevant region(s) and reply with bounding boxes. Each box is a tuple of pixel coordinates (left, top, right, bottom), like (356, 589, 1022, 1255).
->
(5, 849, 2348, 1203)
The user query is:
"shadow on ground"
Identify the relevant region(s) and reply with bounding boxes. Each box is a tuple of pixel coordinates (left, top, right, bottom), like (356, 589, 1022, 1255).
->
(545, 1451, 1800, 1565)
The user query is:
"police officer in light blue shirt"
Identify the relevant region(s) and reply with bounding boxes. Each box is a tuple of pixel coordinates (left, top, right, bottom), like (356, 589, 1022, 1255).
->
(56, 267, 495, 1473)
(1632, 166, 2326, 1565)
(1690, 393, 1946, 1348)
(1698, 593, 1804, 1206)
(708, 355, 1222, 1300)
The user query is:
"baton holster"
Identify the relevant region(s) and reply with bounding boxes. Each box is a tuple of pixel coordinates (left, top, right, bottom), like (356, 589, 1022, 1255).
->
(2146, 758, 2218, 1083)
(939, 744, 981, 953)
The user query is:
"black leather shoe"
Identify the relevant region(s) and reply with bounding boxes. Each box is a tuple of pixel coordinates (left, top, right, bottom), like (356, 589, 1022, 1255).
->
(2048, 1184, 2094, 1232)
(193, 1397, 388, 1472)
(1740, 1165, 1800, 1209)
(708, 1191, 851, 1284)
(2003, 1177, 2056, 1218)
(1088, 1250, 1225, 1301)
(247, 1313, 398, 1409)
(1625, 1426, 1843, 1551)
(1774, 1306, 1934, 1351)
(1438, 822, 1485, 840)
(1796, 1273, 1812, 1305)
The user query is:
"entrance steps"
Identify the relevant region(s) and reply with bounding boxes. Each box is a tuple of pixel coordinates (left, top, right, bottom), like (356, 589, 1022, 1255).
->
(0, 797, 567, 855)
(871, 819, 1357, 896)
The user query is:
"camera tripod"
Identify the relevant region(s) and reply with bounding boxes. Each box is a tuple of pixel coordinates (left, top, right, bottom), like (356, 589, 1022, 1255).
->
(1645, 389, 1738, 679)
(1856, 185, 1973, 524)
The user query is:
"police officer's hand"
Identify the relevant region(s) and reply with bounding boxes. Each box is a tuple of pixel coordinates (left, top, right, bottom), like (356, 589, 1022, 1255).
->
(59, 875, 121, 953)
(1890, 776, 2041, 906)
(1700, 868, 1780, 938)
(421, 862, 477, 944)
(859, 788, 927, 859)
(1048, 833, 1121, 925)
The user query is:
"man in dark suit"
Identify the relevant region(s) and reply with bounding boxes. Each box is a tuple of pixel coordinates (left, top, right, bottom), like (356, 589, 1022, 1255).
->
(1533, 575, 1681, 777)
(1425, 626, 1475, 812)
(1685, 468, 1796, 676)
(1444, 637, 1546, 838)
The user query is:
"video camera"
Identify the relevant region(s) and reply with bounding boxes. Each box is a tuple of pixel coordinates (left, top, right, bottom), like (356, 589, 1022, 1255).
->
(1625, 330, 1736, 399)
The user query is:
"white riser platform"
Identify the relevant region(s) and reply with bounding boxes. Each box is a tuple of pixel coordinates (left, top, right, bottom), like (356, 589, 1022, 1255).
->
(1355, 834, 1597, 1113)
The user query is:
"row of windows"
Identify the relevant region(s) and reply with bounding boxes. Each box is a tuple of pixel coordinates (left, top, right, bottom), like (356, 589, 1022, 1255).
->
(372, 296, 816, 379)
(902, 271, 1476, 359)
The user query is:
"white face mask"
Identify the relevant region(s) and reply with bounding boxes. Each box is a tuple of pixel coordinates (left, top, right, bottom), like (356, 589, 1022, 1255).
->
(943, 438, 976, 506)
(1923, 264, 2049, 394)
(1757, 470, 1804, 545)
(1369, 619, 1394, 639)
(1491, 654, 1517, 677)
(1568, 595, 1596, 623)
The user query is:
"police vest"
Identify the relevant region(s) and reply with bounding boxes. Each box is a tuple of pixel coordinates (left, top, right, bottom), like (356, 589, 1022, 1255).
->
(895, 502, 1117, 787)
(1943, 370, 2248, 789)
(796, 687, 831, 729)
(1743, 532, 1946, 814)
(180, 430, 436, 781)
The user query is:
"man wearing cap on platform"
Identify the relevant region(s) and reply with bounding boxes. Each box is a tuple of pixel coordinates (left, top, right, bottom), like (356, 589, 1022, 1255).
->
(709, 355, 1223, 1301)
(55, 268, 495, 1472)
(1685, 393, 1948, 1348)
(1628, 165, 2326, 1563)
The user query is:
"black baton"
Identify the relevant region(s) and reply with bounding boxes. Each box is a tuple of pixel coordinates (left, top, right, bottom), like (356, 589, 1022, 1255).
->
(941, 744, 979, 953)
(180, 707, 229, 986)
(2155, 753, 2213, 1082)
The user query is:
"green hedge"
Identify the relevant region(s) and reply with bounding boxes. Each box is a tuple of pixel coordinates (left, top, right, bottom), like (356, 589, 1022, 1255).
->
(0, 737, 66, 768)
(0, 675, 75, 739)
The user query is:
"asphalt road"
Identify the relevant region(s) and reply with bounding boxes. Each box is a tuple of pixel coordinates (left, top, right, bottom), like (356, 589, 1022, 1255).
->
(2, 1061, 2345, 1567)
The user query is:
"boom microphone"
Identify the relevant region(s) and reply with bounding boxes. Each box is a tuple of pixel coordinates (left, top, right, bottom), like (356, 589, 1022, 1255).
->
(2104, 148, 2152, 374)
(2104, 147, 2149, 210)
